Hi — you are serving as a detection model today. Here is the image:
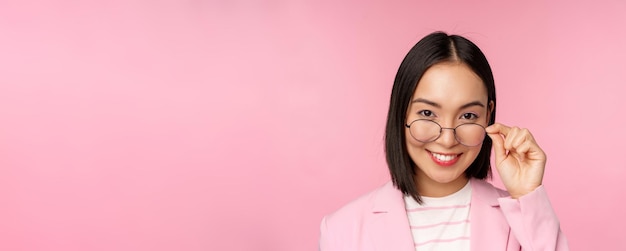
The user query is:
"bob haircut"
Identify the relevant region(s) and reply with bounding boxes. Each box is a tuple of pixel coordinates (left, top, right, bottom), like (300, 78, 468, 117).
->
(384, 31, 497, 203)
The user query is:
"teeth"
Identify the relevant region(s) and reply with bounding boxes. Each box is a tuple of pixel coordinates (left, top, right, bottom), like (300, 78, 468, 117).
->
(432, 152, 457, 162)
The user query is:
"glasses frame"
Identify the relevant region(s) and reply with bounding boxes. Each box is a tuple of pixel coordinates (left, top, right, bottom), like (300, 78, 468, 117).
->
(405, 119, 487, 147)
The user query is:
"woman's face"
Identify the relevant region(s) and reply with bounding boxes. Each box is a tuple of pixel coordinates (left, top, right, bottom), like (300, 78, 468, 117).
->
(405, 62, 492, 197)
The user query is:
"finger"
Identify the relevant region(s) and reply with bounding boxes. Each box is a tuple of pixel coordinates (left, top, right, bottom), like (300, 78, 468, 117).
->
(506, 127, 537, 151)
(518, 139, 546, 161)
(504, 127, 522, 151)
(509, 140, 532, 162)
(505, 129, 546, 162)
(486, 123, 511, 137)
(487, 130, 506, 164)
(514, 140, 533, 156)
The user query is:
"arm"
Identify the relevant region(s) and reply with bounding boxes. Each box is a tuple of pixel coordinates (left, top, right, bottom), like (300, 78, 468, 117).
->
(486, 124, 569, 250)
(319, 216, 332, 251)
(499, 185, 569, 250)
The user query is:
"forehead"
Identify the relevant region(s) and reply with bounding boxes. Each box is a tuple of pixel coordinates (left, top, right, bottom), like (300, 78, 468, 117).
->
(412, 62, 487, 106)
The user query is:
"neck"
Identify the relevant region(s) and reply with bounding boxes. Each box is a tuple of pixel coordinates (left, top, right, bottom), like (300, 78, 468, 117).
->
(415, 175, 469, 197)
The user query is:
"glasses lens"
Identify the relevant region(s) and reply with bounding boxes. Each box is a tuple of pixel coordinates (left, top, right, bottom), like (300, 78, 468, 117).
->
(455, 124, 486, 146)
(409, 120, 440, 143)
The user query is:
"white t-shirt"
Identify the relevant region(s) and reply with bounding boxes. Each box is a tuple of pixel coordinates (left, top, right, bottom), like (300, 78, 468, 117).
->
(404, 181, 472, 251)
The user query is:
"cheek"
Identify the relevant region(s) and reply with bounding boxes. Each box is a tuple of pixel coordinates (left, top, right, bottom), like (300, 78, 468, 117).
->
(405, 133, 428, 160)
(404, 127, 426, 145)
(465, 146, 483, 161)
(405, 129, 424, 148)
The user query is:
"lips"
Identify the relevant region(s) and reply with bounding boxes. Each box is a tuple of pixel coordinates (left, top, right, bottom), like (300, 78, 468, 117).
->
(428, 150, 461, 166)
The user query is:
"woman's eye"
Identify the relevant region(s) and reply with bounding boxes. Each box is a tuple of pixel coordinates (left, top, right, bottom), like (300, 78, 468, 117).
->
(418, 110, 434, 117)
(461, 113, 478, 120)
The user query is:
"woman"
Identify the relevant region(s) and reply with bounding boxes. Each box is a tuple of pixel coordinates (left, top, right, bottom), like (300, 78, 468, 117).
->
(319, 32, 569, 250)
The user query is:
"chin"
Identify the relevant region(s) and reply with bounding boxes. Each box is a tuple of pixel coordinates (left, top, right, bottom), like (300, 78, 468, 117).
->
(428, 173, 466, 184)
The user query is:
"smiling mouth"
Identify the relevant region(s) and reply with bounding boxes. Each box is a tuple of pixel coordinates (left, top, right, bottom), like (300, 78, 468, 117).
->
(428, 150, 462, 166)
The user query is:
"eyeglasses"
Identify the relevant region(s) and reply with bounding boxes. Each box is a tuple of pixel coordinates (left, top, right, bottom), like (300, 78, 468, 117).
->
(405, 119, 486, 147)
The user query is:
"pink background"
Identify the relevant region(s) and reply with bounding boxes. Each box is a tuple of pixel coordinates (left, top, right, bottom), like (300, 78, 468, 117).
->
(1, 1, 625, 250)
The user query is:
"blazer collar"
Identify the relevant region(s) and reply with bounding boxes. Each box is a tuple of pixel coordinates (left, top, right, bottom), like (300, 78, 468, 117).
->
(469, 178, 512, 251)
(367, 179, 508, 251)
(470, 178, 503, 207)
(367, 181, 415, 251)
(371, 181, 404, 213)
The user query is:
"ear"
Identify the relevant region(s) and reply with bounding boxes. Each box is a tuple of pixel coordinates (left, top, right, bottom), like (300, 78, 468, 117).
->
(487, 100, 495, 122)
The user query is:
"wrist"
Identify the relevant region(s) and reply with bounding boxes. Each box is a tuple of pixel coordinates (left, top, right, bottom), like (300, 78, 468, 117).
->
(509, 184, 542, 199)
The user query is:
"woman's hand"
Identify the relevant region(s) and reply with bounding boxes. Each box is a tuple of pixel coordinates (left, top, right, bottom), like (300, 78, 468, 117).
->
(485, 123, 546, 199)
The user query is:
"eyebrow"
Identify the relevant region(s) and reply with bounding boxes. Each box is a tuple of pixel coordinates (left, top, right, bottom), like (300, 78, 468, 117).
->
(411, 98, 485, 109)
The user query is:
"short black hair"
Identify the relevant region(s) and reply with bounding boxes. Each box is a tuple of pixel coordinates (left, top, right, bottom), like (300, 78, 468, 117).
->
(384, 31, 496, 203)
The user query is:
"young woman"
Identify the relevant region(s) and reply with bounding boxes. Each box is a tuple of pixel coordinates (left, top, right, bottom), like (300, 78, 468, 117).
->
(319, 32, 569, 251)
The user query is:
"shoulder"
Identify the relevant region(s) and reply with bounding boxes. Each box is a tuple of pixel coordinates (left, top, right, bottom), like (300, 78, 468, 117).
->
(326, 183, 390, 220)
(322, 181, 399, 228)
(320, 181, 400, 248)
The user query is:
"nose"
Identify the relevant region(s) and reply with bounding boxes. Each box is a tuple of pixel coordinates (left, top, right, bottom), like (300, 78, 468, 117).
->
(436, 127, 459, 147)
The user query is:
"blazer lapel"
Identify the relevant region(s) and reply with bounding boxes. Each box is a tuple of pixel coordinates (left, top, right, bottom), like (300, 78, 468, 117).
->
(366, 182, 415, 251)
(363, 180, 513, 251)
(470, 179, 512, 251)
